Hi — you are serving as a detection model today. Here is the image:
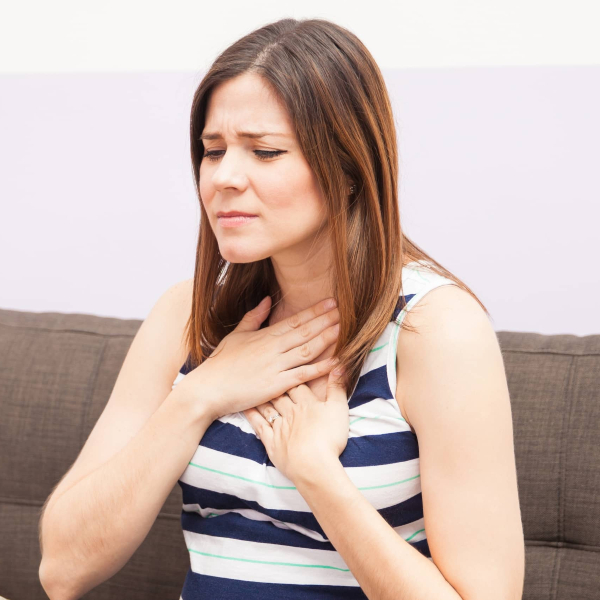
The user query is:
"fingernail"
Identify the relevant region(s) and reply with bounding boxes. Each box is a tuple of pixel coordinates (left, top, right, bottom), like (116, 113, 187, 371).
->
(324, 298, 337, 309)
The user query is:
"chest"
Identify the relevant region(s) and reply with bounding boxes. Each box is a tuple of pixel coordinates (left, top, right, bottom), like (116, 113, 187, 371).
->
(179, 322, 421, 524)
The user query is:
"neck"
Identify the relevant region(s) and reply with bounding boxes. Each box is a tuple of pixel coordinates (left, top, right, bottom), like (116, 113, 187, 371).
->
(268, 234, 335, 326)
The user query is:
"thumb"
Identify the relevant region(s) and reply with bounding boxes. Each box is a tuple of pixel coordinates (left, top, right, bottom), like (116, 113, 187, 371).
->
(325, 362, 347, 401)
(235, 296, 272, 332)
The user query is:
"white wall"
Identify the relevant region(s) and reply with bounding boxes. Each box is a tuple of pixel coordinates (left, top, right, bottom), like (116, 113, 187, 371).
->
(1, 1, 598, 334)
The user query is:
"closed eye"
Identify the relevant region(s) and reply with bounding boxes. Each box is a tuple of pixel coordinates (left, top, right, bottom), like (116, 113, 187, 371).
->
(202, 150, 286, 162)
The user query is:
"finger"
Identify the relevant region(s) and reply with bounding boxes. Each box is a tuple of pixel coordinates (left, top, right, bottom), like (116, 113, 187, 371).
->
(234, 296, 272, 333)
(270, 298, 338, 343)
(278, 307, 339, 354)
(255, 401, 279, 422)
(245, 408, 274, 445)
(280, 355, 339, 391)
(285, 383, 313, 404)
(271, 393, 296, 412)
(279, 321, 340, 370)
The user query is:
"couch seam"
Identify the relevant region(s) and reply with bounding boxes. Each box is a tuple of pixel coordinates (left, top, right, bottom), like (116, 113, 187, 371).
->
(0, 496, 180, 519)
(550, 355, 576, 600)
(562, 354, 578, 549)
(0, 322, 138, 337)
(499, 349, 600, 357)
(525, 540, 600, 553)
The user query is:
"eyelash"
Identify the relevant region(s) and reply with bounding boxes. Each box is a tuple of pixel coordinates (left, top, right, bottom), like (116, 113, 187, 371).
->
(202, 150, 285, 162)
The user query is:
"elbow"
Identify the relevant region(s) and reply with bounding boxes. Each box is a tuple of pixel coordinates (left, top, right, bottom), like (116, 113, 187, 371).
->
(39, 558, 80, 600)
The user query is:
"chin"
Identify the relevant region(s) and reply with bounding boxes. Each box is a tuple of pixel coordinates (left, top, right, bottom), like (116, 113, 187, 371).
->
(218, 242, 271, 264)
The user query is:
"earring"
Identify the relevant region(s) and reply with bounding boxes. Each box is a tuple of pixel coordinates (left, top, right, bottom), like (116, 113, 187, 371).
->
(349, 184, 356, 195)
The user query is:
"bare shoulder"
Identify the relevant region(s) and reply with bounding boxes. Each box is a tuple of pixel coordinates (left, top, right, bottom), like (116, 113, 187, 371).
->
(163, 277, 194, 370)
(163, 276, 194, 309)
(395, 284, 498, 433)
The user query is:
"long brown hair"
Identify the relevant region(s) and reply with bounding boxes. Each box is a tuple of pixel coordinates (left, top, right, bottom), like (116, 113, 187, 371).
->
(183, 17, 489, 395)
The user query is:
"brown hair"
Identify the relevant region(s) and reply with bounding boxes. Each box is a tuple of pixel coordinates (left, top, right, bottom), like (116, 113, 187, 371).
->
(183, 17, 489, 395)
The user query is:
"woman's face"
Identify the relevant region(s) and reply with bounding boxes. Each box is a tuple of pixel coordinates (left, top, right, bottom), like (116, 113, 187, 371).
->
(199, 72, 328, 264)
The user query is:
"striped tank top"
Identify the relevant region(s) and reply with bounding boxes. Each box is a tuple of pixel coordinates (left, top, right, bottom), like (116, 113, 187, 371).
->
(172, 260, 458, 598)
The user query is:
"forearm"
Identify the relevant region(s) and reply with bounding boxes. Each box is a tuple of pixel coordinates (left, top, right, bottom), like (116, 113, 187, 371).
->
(294, 459, 463, 600)
(39, 390, 213, 600)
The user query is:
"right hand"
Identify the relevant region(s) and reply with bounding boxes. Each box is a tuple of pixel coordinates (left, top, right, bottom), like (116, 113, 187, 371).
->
(175, 296, 341, 421)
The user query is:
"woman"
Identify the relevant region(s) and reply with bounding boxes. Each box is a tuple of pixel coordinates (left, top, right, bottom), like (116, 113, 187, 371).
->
(38, 16, 525, 600)
(170, 16, 525, 600)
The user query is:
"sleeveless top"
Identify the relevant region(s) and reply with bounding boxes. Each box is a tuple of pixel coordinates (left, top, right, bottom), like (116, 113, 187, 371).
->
(172, 260, 458, 599)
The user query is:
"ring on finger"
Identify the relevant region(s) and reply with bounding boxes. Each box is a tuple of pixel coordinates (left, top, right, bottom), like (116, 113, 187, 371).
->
(267, 412, 281, 425)
(259, 402, 281, 425)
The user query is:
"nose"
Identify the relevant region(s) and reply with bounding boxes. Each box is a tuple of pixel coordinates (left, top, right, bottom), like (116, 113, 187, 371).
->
(209, 148, 248, 193)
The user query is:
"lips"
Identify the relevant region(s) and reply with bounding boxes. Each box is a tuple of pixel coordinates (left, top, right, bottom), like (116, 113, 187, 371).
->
(217, 211, 257, 217)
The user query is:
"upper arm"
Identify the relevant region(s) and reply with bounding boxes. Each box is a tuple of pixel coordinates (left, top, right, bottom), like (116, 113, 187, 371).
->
(395, 285, 525, 600)
(42, 278, 194, 516)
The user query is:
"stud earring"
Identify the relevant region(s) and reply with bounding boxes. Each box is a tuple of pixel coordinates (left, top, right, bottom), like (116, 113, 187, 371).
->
(349, 184, 356, 195)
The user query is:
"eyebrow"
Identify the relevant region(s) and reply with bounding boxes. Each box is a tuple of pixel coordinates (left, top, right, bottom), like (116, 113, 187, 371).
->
(200, 131, 291, 140)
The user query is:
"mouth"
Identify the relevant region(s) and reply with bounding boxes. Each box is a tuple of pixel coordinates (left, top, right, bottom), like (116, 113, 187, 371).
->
(217, 214, 259, 228)
(217, 211, 257, 218)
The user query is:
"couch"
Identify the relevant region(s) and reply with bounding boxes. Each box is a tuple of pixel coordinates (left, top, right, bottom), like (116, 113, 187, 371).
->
(0, 307, 599, 599)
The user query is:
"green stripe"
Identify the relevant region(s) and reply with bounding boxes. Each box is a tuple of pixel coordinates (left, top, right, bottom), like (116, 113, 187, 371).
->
(349, 413, 406, 425)
(188, 462, 296, 489)
(405, 528, 425, 541)
(187, 549, 351, 571)
(188, 461, 420, 491)
(368, 342, 388, 353)
(188, 527, 426, 565)
(358, 473, 420, 490)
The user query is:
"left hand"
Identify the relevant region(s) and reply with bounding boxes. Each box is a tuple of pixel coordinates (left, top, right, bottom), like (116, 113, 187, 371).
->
(243, 366, 349, 482)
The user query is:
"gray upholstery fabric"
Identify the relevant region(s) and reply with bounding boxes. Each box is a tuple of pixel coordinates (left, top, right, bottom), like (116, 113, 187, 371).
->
(0, 307, 598, 599)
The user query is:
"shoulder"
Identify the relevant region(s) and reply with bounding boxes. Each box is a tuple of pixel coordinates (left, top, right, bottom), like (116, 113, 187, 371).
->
(395, 282, 504, 435)
(161, 277, 194, 307)
(149, 277, 194, 373)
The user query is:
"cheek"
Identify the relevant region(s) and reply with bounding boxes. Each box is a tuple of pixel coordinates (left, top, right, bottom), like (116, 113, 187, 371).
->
(260, 170, 325, 224)
(198, 175, 213, 207)
(263, 195, 326, 236)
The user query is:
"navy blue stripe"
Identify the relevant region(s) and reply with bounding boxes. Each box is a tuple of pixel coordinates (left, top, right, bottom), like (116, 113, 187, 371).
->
(412, 537, 432, 558)
(181, 509, 337, 551)
(196, 415, 418, 468)
(199, 419, 268, 464)
(179, 481, 426, 539)
(180, 567, 369, 599)
(180, 356, 195, 375)
(341, 429, 420, 466)
(391, 293, 416, 322)
(348, 364, 394, 408)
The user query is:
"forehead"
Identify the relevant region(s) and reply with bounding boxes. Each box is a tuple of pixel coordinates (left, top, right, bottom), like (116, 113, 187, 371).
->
(203, 73, 294, 137)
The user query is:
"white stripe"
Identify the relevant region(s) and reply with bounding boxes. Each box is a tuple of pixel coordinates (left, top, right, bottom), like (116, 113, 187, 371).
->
(348, 397, 413, 436)
(171, 371, 185, 389)
(181, 444, 421, 511)
(183, 529, 361, 587)
(360, 324, 395, 371)
(182, 523, 429, 586)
